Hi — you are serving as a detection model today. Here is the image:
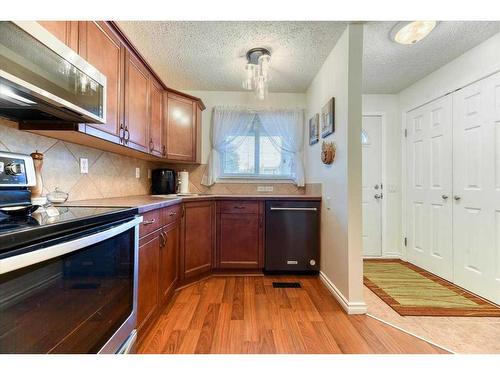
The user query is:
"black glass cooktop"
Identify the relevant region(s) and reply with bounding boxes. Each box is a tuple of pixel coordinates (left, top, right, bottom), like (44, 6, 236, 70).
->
(0, 206, 138, 253)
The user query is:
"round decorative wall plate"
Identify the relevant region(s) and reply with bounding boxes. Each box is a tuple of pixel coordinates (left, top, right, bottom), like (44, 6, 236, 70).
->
(321, 141, 335, 165)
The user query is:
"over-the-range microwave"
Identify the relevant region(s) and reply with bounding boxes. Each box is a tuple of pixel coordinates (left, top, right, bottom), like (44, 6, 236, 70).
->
(0, 21, 106, 125)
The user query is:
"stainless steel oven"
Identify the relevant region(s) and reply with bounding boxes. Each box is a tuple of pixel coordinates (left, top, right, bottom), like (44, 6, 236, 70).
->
(0, 215, 142, 354)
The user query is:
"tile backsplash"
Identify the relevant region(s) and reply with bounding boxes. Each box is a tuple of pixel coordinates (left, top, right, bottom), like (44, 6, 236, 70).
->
(0, 119, 154, 201)
(1, 118, 320, 201)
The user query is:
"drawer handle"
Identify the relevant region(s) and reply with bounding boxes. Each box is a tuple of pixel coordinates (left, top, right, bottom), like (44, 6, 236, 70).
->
(143, 218, 156, 225)
(233, 206, 245, 209)
(169, 212, 177, 217)
(269, 207, 317, 211)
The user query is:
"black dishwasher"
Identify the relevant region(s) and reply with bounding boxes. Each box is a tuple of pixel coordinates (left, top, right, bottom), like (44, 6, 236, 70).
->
(265, 200, 320, 273)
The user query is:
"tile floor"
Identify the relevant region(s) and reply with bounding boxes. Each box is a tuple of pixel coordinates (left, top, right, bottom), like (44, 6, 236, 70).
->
(364, 286, 500, 353)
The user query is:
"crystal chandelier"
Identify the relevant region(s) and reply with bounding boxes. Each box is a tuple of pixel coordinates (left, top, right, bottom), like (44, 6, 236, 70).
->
(242, 48, 271, 100)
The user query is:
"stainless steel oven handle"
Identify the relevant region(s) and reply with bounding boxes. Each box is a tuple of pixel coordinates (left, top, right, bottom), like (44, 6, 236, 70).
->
(269, 207, 318, 211)
(0, 216, 143, 275)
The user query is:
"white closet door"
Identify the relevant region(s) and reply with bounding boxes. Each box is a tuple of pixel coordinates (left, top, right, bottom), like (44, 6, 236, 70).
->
(362, 115, 382, 257)
(452, 72, 500, 304)
(406, 95, 453, 281)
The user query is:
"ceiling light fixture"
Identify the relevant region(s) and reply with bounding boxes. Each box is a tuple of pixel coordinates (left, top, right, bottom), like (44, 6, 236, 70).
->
(242, 48, 271, 100)
(391, 21, 437, 45)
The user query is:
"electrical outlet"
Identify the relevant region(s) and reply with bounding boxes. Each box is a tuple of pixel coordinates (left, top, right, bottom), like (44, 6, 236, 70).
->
(257, 186, 274, 192)
(135, 167, 140, 179)
(147, 169, 152, 179)
(326, 196, 331, 210)
(80, 158, 88, 174)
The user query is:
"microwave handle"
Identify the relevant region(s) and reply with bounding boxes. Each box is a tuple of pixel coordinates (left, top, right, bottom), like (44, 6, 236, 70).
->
(0, 216, 143, 275)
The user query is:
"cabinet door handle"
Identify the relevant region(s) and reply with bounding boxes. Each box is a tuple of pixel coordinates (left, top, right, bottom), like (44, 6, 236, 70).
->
(119, 123, 125, 144)
(149, 139, 154, 153)
(162, 145, 166, 157)
(143, 218, 156, 226)
(124, 126, 130, 144)
(159, 232, 166, 247)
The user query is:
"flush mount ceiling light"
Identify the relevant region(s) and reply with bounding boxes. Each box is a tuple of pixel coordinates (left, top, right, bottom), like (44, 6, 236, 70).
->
(391, 21, 437, 45)
(242, 47, 271, 100)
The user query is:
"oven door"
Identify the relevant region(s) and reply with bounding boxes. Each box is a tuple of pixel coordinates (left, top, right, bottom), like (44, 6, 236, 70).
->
(0, 216, 141, 354)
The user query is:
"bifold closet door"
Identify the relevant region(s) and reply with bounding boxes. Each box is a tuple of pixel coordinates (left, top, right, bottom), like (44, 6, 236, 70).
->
(452, 72, 500, 305)
(406, 95, 453, 281)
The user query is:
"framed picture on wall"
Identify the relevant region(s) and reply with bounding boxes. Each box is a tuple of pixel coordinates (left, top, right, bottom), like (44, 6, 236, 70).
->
(321, 97, 335, 138)
(309, 113, 320, 145)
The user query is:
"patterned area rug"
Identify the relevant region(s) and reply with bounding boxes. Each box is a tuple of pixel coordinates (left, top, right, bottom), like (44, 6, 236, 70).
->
(363, 259, 500, 317)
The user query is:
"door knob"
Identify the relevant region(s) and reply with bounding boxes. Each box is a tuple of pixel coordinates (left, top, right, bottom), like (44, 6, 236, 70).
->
(454, 195, 461, 201)
(442, 194, 449, 200)
(374, 194, 382, 199)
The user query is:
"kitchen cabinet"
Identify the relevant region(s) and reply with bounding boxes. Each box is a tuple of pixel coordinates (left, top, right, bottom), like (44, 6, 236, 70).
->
(38, 21, 79, 52)
(78, 21, 124, 144)
(137, 231, 160, 331)
(164, 92, 197, 162)
(216, 201, 263, 270)
(180, 201, 215, 281)
(149, 78, 164, 157)
(124, 49, 149, 153)
(24, 22, 205, 164)
(158, 221, 179, 305)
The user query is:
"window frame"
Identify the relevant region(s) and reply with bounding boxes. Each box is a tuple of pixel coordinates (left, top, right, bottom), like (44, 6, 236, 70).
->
(219, 118, 294, 181)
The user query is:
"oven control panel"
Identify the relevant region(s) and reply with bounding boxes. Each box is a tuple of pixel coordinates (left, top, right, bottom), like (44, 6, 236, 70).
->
(0, 152, 36, 187)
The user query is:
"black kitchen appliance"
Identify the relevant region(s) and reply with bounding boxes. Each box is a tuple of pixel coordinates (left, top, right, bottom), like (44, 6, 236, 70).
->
(0, 151, 141, 354)
(152, 168, 176, 195)
(264, 200, 320, 274)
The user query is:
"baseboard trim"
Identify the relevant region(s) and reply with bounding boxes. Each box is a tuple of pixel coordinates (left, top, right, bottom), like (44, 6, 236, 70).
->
(319, 271, 367, 315)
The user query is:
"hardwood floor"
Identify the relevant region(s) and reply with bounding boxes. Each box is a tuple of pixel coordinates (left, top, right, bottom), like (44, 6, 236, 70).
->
(138, 275, 449, 354)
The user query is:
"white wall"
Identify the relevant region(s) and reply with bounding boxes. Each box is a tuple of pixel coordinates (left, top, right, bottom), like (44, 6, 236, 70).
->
(184, 90, 306, 164)
(362, 94, 402, 257)
(305, 24, 365, 311)
(399, 32, 500, 111)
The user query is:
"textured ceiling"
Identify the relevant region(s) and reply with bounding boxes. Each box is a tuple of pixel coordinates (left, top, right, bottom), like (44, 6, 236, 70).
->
(116, 21, 348, 93)
(363, 21, 500, 94)
(117, 21, 500, 94)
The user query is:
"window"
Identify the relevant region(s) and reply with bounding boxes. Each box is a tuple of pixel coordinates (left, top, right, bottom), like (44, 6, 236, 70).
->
(220, 116, 294, 179)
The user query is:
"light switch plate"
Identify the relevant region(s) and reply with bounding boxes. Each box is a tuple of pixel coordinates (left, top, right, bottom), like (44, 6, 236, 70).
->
(79, 158, 88, 174)
(135, 167, 140, 179)
(147, 169, 152, 179)
(326, 196, 331, 210)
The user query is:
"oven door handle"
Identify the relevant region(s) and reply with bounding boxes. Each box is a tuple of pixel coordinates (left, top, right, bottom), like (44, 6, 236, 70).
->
(0, 216, 143, 275)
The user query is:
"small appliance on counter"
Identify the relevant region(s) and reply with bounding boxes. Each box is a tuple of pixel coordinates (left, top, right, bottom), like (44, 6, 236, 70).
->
(152, 168, 177, 195)
(177, 170, 190, 195)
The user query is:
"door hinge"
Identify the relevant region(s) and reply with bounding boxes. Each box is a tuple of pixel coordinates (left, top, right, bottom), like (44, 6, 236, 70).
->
(404, 237, 407, 247)
(404, 128, 408, 138)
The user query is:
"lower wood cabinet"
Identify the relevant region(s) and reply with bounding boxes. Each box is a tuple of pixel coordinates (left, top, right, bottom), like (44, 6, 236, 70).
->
(180, 201, 215, 281)
(137, 231, 160, 331)
(158, 221, 179, 305)
(216, 201, 264, 270)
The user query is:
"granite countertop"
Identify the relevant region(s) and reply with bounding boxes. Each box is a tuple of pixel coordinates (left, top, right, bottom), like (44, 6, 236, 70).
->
(66, 194, 322, 213)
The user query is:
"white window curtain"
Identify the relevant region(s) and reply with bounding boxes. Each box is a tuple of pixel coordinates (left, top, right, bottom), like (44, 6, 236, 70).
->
(258, 109, 305, 186)
(201, 107, 255, 186)
(201, 107, 305, 187)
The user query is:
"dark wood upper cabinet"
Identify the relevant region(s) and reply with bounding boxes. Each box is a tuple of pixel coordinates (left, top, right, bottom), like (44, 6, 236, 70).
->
(159, 221, 179, 305)
(37, 21, 79, 52)
(149, 79, 163, 157)
(78, 21, 124, 144)
(124, 49, 149, 153)
(180, 201, 214, 281)
(137, 232, 160, 331)
(164, 92, 197, 162)
(216, 201, 263, 270)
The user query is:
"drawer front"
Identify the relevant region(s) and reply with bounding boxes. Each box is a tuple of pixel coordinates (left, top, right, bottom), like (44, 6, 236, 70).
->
(163, 204, 182, 225)
(139, 209, 162, 238)
(219, 201, 259, 214)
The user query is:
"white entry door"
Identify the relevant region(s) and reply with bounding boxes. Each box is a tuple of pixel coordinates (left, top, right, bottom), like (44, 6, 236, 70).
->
(452, 72, 500, 304)
(406, 95, 453, 281)
(362, 115, 382, 257)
